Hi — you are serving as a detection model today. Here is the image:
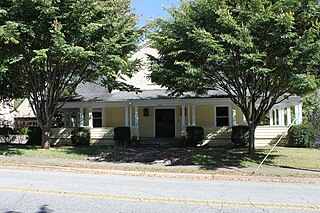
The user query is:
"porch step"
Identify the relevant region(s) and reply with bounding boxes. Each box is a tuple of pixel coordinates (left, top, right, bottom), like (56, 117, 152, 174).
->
(139, 138, 180, 147)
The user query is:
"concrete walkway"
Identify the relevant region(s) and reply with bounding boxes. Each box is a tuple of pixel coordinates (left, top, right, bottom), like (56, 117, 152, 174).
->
(0, 154, 320, 184)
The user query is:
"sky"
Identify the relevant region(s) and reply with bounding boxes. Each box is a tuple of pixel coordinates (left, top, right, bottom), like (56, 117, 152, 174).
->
(131, 0, 180, 26)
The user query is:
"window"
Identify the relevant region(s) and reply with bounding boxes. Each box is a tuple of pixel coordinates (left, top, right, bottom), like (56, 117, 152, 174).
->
(93, 109, 102, 127)
(216, 106, 229, 127)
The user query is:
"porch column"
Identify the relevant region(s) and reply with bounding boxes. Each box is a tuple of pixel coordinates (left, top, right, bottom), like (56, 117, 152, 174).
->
(294, 104, 301, 124)
(232, 104, 237, 126)
(79, 108, 84, 127)
(191, 105, 196, 126)
(269, 110, 274, 126)
(298, 103, 303, 124)
(286, 107, 291, 126)
(129, 105, 133, 127)
(181, 105, 186, 128)
(88, 108, 93, 128)
(279, 108, 285, 126)
(125, 106, 129, 126)
(134, 106, 139, 127)
(187, 105, 191, 126)
(274, 109, 278, 125)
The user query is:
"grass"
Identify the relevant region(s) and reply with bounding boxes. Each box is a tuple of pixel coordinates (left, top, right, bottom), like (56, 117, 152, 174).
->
(0, 145, 114, 160)
(192, 147, 320, 170)
(0, 144, 319, 171)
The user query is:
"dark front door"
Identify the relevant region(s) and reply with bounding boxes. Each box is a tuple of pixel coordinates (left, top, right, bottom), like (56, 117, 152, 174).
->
(155, 109, 175, 138)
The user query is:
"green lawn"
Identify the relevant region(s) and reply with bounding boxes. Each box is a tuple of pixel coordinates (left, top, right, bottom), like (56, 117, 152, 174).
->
(192, 147, 320, 170)
(0, 145, 114, 160)
(0, 144, 319, 170)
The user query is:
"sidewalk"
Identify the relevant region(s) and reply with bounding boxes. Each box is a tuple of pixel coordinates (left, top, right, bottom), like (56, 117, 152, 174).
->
(0, 155, 320, 184)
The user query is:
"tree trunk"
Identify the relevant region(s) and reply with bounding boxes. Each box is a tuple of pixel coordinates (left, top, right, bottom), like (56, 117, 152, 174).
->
(248, 124, 257, 156)
(41, 124, 51, 149)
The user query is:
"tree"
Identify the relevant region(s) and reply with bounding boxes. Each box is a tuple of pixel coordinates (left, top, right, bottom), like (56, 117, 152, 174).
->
(303, 89, 320, 137)
(0, 0, 141, 149)
(149, 0, 320, 155)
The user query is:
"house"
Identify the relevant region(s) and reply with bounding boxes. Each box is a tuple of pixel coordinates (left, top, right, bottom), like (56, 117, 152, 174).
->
(51, 47, 303, 146)
(14, 99, 38, 128)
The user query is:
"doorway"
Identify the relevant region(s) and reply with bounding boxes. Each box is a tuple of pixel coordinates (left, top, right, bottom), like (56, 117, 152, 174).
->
(155, 109, 175, 138)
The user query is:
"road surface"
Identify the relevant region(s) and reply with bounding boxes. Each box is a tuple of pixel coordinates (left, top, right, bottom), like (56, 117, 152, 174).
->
(0, 168, 319, 212)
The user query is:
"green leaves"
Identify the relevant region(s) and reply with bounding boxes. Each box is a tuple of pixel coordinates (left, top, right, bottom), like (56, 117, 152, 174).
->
(149, 0, 320, 153)
(0, 0, 141, 147)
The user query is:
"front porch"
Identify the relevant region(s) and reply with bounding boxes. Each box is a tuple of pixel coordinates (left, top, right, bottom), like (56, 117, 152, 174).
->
(53, 96, 302, 147)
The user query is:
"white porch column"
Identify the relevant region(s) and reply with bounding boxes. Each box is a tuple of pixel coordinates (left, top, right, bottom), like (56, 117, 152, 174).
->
(134, 106, 139, 127)
(269, 110, 274, 126)
(129, 105, 133, 127)
(187, 105, 191, 126)
(274, 109, 278, 125)
(279, 108, 285, 126)
(286, 107, 291, 126)
(232, 104, 237, 126)
(79, 108, 84, 127)
(191, 105, 196, 126)
(294, 105, 299, 124)
(181, 105, 186, 128)
(125, 106, 129, 127)
(298, 103, 303, 124)
(88, 109, 93, 128)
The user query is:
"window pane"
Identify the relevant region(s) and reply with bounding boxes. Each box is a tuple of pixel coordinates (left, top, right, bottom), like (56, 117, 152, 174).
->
(216, 107, 229, 127)
(216, 107, 228, 116)
(216, 118, 229, 127)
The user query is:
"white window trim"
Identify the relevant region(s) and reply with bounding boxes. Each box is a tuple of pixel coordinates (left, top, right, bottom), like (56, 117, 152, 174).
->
(214, 105, 231, 127)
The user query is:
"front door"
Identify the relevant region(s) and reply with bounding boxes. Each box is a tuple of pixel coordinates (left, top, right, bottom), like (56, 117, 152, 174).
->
(155, 109, 175, 138)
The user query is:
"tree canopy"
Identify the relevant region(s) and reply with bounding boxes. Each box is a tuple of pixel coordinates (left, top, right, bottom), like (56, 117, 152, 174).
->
(0, 0, 142, 148)
(149, 0, 320, 155)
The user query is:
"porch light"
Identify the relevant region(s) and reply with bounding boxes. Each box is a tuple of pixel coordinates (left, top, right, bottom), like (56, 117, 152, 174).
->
(143, 107, 149, 116)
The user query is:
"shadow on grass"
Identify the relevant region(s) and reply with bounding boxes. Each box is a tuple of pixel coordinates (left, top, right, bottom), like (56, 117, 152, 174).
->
(188, 147, 278, 170)
(152, 147, 279, 170)
(0, 143, 281, 171)
(0, 144, 39, 156)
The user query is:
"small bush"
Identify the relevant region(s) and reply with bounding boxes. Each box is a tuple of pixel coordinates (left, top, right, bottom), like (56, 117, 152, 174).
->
(287, 124, 315, 148)
(0, 127, 14, 143)
(26, 127, 42, 146)
(186, 126, 204, 147)
(114, 127, 131, 146)
(71, 127, 91, 146)
(231, 125, 249, 148)
(15, 127, 30, 135)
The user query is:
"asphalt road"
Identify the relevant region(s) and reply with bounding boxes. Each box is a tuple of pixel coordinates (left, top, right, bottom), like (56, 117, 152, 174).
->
(0, 168, 319, 213)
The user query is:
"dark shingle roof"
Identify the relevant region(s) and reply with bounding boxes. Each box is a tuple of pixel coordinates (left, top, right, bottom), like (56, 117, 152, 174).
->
(70, 82, 228, 102)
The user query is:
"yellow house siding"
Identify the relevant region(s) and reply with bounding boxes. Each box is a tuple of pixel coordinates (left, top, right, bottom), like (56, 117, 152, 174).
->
(139, 106, 154, 137)
(84, 109, 89, 126)
(105, 108, 113, 127)
(236, 106, 245, 125)
(104, 107, 125, 127)
(196, 105, 214, 126)
(176, 107, 181, 137)
(112, 107, 125, 127)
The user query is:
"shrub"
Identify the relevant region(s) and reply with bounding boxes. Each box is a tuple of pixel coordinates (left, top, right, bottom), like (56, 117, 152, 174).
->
(186, 126, 204, 147)
(287, 124, 315, 148)
(71, 127, 91, 146)
(26, 127, 42, 146)
(114, 127, 131, 146)
(0, 127, 14, 143)
(231, 125, 249, 148)
(15, 127, 30, 135)
(0, 127, 14, 136)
